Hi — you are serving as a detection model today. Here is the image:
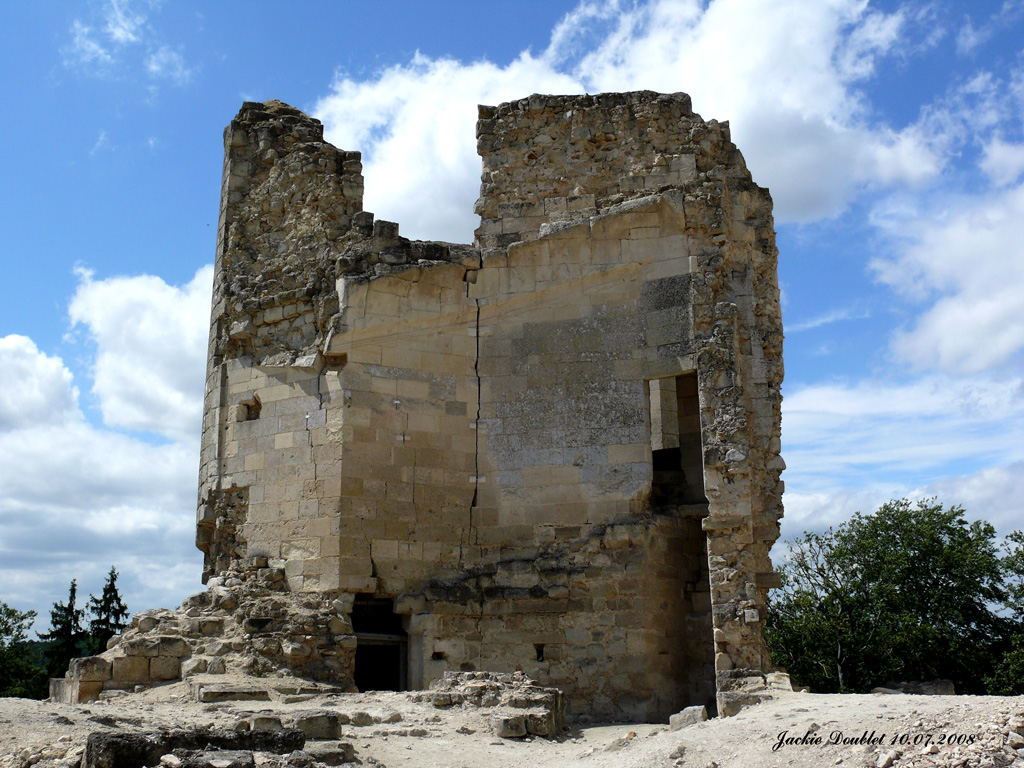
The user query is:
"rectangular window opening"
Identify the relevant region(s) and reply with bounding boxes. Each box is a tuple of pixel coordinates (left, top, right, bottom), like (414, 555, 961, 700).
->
(648, 372, 706, 508)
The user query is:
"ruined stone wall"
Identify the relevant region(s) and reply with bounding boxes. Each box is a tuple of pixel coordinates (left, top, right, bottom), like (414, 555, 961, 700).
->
(193, 93, 784, 723)
(469, 93, 784, 717)
(197, 101, 364, 581)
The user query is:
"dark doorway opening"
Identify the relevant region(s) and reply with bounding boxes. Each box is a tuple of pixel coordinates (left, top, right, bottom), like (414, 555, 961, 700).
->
(352, 595, 407, 692)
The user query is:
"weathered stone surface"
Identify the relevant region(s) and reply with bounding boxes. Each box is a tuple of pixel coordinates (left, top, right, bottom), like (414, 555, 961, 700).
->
(302, 741, 357, 766)
(83, 729, 304, 768)
(418, 672, 565, 738)
(179, 751, 255, 768)
(69, 656, 112, 682)
(112, 657, 149, 684)
(491, 714, 527, 738)
(289, 711, 342, 740)
(669, 704, 708, 729)
(149, 656, 181, 681)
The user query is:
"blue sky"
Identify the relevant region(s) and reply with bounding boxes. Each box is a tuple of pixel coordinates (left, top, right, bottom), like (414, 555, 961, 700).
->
(2, 0, 1023, 628)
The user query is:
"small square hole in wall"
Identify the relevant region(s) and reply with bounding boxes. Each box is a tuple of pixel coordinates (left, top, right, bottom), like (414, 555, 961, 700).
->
(431, 651, 447, 661)
(236, 394, 261, 421)
(534, 644, 545, 662)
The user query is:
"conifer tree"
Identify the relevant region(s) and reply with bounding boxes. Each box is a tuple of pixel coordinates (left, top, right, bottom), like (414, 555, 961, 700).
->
(86, 566, 129, 654)
(38, 579, 87, 678)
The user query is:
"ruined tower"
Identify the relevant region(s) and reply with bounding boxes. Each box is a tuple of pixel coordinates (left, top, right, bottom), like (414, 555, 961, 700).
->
(195, 93, 785, 721)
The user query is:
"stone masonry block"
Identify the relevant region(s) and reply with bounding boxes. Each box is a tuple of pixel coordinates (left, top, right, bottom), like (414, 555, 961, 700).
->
(112, 655, 150, 683)
(69, 655, 112, 682)
(149, 656, 181, 681)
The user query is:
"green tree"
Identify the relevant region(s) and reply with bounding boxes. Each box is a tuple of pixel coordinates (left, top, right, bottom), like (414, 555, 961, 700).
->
(85, 566, 129, 655)
(986, 530, 1024, 695)
(766, 498, 1012, 694)
(0, 601, 48, 698)
(38, 579, 88, 679)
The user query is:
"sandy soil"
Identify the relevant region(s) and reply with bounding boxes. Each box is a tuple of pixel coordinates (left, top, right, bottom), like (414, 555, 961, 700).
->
(1, 684, 1022, 768)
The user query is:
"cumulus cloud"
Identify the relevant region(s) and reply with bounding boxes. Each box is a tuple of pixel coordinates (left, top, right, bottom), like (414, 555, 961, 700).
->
(871, 181, 1024, 374)
(981, 138, 1024, 186)
(779, 375, 1024, 542)
(781, 459, 1024, 548)
(316, 54, 581, 243)
(924, 461, 1024, 536)
(570, 0, 942, 219)
(68, 265, 212, 443)
(314, 0, 947, 242)
(0, 267, 212, 624)
(0, 336, 79, 431)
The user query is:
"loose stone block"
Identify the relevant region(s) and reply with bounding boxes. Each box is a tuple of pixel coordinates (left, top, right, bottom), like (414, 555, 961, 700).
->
(69, 656, 112, 683)
(669, 705, 708, 729)
(491, 714, 527, 739)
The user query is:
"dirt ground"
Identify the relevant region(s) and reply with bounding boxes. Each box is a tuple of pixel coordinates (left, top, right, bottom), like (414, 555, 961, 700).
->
(1, 683, 1022, 768)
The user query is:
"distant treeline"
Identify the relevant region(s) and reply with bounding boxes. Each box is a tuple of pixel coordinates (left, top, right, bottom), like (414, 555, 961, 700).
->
(1, 566, 128, 699)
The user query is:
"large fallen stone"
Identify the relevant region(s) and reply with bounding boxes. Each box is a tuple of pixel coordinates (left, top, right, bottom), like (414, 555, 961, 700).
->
(83, 728, 304, 768)
(302, 742, 358, 766)
(669, 705, 708, 729)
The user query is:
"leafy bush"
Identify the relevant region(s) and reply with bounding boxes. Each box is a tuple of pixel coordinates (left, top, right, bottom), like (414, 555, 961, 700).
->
(766, 498, 1020, 694)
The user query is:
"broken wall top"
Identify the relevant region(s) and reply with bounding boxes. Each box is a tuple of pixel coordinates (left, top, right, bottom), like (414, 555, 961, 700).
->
(474, 91, 755, 251)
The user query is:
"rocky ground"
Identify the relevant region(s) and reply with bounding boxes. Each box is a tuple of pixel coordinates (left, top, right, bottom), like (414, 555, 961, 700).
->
(1, 682, 1022, 768)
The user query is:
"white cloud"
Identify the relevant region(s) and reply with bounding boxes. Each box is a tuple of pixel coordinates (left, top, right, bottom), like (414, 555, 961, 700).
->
(924, 461, 1024, 536)
(781, 459, 1024, 546)
(64, 21, 113, 68)
(779, 376, 1024, 542)
(0, 268, 210, 625)
(980, 138, 1024, 186)
(68, 265, 212, 442)
(145, 46, 192, 86)
(103, 0, 145, 44)
(787, 306, 870, 333)
(782, 487, 896, 538)
(565, 0, 943, 220)
(956, 1, 1024, 56)
(315, 54, 581, 243)
(782, 375, 1024, 493)
(313, 0, 948, 242)
(872, 181, 1024, 374)
(63, 0, 193, 89)
(0, 336, 79, 431)
(89, 130, 112, 156)
(64, 1, 147, 71)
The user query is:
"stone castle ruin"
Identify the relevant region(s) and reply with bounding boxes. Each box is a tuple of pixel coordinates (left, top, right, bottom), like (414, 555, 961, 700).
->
(54, 92, 785, 724)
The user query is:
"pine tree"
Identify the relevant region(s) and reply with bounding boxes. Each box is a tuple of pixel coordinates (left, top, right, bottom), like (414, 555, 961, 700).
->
(38, 579, 87, 678)
(86, 566, 129, 655)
